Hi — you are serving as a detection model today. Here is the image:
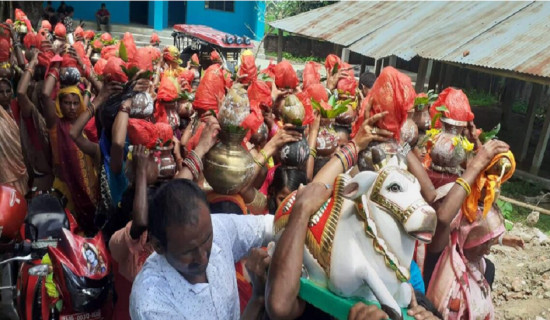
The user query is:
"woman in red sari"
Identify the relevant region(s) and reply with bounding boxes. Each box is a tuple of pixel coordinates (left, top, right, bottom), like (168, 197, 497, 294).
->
(41, 58, 99, 234)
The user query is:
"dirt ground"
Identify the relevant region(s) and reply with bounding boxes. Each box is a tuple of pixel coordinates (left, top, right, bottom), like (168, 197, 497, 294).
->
(490, 223, 550, 320)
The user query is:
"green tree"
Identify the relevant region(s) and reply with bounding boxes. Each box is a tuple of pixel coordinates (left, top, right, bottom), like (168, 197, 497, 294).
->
(265, 0, 337, 23)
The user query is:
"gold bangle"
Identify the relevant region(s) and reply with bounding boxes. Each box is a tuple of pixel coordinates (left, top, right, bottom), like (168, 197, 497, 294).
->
(456, 177, 471, 195)
(253, 157, 265, 168)
(259, 149, 269, 163)
(309, 148, 317, 159)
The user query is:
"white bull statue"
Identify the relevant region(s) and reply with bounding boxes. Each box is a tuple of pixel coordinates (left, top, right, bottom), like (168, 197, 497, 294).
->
(274, 164, 437, 319)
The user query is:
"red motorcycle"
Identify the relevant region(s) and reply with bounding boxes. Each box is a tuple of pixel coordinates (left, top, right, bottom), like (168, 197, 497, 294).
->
(0, 185, 113, 320)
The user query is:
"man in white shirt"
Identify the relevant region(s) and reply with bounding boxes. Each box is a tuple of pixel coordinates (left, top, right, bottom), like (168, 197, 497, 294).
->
(130, 179, 273, 320)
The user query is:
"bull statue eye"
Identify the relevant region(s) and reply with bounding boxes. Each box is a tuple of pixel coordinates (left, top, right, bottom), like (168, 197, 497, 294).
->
(386, 183, 402, 193)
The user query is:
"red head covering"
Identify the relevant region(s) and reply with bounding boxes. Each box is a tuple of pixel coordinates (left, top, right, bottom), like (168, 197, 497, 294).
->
(429, 87, 474, 128)
(100, 32, 113, 43)
(150, 33, 160, 45)
(190, 53, 200, 67)
(193, 65, 226, 111)
(73, 41, 91, 70)
(38, 51, 54, 67)
(61, 54, 78, 68)
(274, 60, 298, 89)
(103, 57, 128, 83)
(238, 50, 257, 85)
(41, 20, 52, 31)
(74, 26, 84, 39)
(83, 30, 95, 40)
(302, 61, 322, 90)
(352, 66, 414, 140)
(93, 58, 107, 76)
(337, 62, 357, 95)
(210, 50, 221, 63)
(92, 39, 104, 51)
(155, 122, 174, 144)
(15, 9, 27, 21)
(121, 32, 137, 61)
(127, 119, 159, 149)
(23, 32, 43, 50)
(5, 19, 13, 25)
(54, 23, 66, 38)
(248, 80, 272, 109)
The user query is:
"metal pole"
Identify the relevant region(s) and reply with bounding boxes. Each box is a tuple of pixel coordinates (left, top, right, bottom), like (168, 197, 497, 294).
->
(277, 29, 283, 63)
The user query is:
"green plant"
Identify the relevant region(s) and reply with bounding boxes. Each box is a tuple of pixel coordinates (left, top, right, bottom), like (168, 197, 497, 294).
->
(311, 94, 350, 119)
(265, 51, 323, 63)
(414, 89, 438, 110)
(464, 89, 498, 107)
(479, 123, 500, 143)
(430, 105, 449, 128)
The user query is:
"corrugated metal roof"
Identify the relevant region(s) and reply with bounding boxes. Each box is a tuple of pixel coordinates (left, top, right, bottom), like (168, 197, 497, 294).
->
(269, 1, 550, 79)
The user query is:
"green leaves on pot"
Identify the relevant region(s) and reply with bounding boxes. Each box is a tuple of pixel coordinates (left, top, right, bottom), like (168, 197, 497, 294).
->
(414, 89, 438, 111)
(311, 94, 351, 119)
(430, 105, 448, 128)
(119, 41, 128, 62)
(479, 123, 501, 144)
(331, 62, 339, 76)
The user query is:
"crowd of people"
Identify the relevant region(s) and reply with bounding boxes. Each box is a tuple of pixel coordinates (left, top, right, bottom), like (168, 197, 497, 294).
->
(0, 8, 527, 320)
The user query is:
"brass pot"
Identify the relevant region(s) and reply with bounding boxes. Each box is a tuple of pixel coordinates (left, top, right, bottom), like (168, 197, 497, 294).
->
(358, 140, 399, 172)
(316, 118, 338, 157)
(400, 110, 419, 147)
(280, 94, 305, 126)
(430, 118, 467, 175)
(335, 103, 356, 125)
(157, 145, 176, 179)
(204, 129, 255, 195)
(90, 52, 101, 65)
(412, 107, 431, 132)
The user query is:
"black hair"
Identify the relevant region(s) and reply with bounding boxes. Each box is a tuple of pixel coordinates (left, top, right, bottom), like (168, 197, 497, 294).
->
(334, 124, 351, 136)
(101, 3, 106, 7)
(359, 72, 376, 89)
(34, 65, 47, 82)
(268, 167, 307, 214)
(148, 179, 208, 248)
(66, 6, 74, 14)
(47, 1, 52, 5)
(313, 156, 331, 178)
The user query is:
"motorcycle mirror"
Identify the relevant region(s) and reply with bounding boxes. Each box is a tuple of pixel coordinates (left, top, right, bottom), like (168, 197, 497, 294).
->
(28, 264, 50, 277)
(0, 254, 32, 265)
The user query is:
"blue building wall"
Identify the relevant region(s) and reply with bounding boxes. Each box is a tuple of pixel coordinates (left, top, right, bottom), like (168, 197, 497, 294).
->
(48, 1, 265, 40)
(185, 1, 265, 40)
(50, 1, 130, 24)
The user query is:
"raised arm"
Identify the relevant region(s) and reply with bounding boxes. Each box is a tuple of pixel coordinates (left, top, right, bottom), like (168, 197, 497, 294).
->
(306, 112, 321, 181)
(40, 60, 61, 129)
(428, 140, 510, 254)
(129, 145, 150, 239)
(266, 183, 332, 320)
(69, 80, 100, 162)
(16, 49, 39, 118)
(407, 151, 436, 204)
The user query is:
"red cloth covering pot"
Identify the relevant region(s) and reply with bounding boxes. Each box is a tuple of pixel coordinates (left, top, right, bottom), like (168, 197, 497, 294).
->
(100, 32, 113, 43)
(193, 65, 226, 112)
(127, 119, 159, 149)
(305, 83, 328, 104)
(155, 122, 174, 145)
(302, 61, 322, 90)
(100, 44, 118, 60)
(157, 76, 180, 102)
(5, 19, 13, 25)
(190, 53, 200, 67)
(92, 39, 104, 51)
(73, 41, 91, 70)
(61, 54, 78, 69)
(150, 33, 160, 45)
(259, 62, 276, 87)
(237, 50, 257, 85)
(54, 23, 66, 38)
(23, 32, 43, 50)
(274, 60, 298, 89)
(295, 91, 315, 126)
(93, 58, 107, 76)
(429, 87, 474, 128)
(163, 46, 180, 64)
(121, 32, 137, 62)
(211, 50, 221, 63)
(74, 26, 84, 39)
(83, 30, 95, 40)
(241, 96, 264, 143)
(247, 80, 272, 109)
(15, 9, 27, 21)
(0, 38, 10, 62)
(103, 57, 128, 83)
(337, 62, 357, 95)
(38, 51, 54, 67)
(325, 54, 341, 74)
(352, 66, 414, 140)
(41, 20, 52, 31)
(129, 47, 154, 73)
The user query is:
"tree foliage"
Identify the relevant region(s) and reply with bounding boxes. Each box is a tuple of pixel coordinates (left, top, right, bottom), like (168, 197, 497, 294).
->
(265, 0, 337, 23)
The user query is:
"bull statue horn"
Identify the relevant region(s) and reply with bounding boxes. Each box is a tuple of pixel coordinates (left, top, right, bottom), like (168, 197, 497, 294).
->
(342, 171, 378, 200)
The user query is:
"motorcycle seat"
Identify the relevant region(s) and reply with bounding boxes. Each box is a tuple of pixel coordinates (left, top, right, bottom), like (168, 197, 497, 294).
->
(25, 194, 69, 241)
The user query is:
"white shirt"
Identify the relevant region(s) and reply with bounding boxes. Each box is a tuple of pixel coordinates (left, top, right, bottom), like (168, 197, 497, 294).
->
(130, 214, 274, 320)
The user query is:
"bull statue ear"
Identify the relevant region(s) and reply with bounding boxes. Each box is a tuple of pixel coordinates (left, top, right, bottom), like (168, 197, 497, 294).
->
(342, 171, 378, 200)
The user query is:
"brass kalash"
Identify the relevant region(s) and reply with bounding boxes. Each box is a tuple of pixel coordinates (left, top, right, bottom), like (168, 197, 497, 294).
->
(203, 84, 255, 195)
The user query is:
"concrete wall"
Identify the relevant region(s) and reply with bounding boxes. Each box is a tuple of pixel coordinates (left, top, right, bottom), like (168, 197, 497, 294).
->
(50, 1, 130, 24)
(185, 1, 265, 40)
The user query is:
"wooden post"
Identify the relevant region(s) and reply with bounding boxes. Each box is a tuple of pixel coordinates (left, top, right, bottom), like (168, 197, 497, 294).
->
(388, 55, 397, 67)
(375, 58, 383, 77)
(500, 78, 516, 130)
(520, 83, 542, 163)
(277, 29, 283, 63)
(428, 61, 441, 90)
(530, 101, 550, 175)
(415, 58, 429, 93)
(360, 55, 366, 74)
(341, 48, 350, 63)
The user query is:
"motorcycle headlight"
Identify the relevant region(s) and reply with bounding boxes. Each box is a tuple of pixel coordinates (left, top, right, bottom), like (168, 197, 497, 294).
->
(244, 37, 251, 45)
(236, 36, 243, 45)
(226, 35, 234, 44)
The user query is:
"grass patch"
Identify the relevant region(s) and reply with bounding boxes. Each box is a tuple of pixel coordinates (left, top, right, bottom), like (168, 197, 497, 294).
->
(265, 51, 324, 63)
(497, 177, 550, 234)
(464, 89, 499, 107)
